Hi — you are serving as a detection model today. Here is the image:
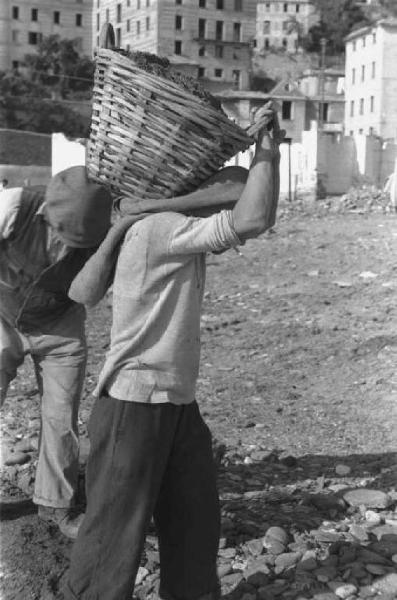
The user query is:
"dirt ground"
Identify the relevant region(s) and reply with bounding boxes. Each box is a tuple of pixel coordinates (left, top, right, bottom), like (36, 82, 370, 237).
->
(1, 199, 397, 599)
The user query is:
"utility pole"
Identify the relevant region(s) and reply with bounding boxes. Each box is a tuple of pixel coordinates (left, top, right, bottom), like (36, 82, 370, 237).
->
(318, 37, 327, 130)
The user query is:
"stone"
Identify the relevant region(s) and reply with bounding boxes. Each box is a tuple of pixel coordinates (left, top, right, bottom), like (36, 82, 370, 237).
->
(315, 566, 338, 581)
(349, 524, 369, 541)
(263, 539, 285, 555)
(327, 581, 358, 599)
(358, 547, 390, 564)
(365, 563, 388, 575)
(311, 530, 343, 543)
(371, 524, 397, 540)
(372, 572, 397, 595)
(245, 571, 269, 588)
(392, 553, 397, 564)
(264, 526, 289, 545)
(335, 464, 351, 476)
(241, 594, 256, 600)
(298, 557, 318, 571)
(342, 489, 392, 509)
(312, 594, 339, 600)
(220, 572, 244, 590)
(135, 566, 148, 586)
(274, 551, 301, 573)
(217, 563, 233, 578)
(365, 510, 383, 525)
(245, 538, 264, 557)
(350, 562, 367, 579)
(5, 451, 31, 466)
(219, 547, 237, 559)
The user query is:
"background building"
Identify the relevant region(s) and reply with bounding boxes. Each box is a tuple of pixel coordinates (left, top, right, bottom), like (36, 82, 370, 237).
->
(94, 0, 257, 91)
(0, 0, 93, 71)
(255, 0, 317, 54)
(344, 17, 397, 140)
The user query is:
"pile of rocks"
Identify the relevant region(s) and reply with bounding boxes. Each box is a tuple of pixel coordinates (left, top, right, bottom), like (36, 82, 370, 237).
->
(133, 487, 397, 600)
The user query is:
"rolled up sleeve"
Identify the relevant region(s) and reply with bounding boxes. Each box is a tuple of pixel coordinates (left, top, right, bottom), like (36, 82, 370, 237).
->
(168, 210, 242, 255)
(0, 188, 23, 240)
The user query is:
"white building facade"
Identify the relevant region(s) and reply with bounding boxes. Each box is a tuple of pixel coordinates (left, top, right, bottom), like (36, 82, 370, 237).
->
(93, 0, 257, 90)
(0, 0, 93, 71)
(344, 18, 397, 140)
(255, 0, 317, 54)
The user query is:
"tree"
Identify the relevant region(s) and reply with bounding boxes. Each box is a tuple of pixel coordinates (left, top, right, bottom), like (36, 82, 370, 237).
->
(0, 71, 90, 136)
(24, 35, 94, 98)
(302, 0, 370, 55)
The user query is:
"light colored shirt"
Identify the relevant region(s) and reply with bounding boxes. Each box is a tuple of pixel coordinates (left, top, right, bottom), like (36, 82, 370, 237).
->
(95, 210, 241, 404)
(0, 188, 23, 239)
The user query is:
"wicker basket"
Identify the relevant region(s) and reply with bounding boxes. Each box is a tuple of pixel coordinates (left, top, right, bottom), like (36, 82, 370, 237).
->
(87, 47, 254, 201)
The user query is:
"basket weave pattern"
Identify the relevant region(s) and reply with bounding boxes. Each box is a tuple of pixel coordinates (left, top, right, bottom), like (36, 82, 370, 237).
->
(87, 49, 253, 200)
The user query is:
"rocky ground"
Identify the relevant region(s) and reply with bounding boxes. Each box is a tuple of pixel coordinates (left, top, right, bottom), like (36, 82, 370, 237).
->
(1, 197, 397, 600)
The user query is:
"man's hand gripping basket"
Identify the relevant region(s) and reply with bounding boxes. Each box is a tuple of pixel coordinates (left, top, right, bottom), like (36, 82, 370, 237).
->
(87, 24, 256, 202)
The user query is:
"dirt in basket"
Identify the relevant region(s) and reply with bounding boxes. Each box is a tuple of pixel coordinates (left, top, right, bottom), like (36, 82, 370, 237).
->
(120, 49, 224, 111)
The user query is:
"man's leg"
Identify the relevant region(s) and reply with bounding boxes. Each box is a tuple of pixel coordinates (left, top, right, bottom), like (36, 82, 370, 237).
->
(65, 397, 182, 600)
(154, 402, 221, 600)
(28, 306, 87, 509)
(0, 317, 25, 406)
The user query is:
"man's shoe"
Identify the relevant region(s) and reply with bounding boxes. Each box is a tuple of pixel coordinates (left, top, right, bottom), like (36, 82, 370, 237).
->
(38, 505, 85, 540)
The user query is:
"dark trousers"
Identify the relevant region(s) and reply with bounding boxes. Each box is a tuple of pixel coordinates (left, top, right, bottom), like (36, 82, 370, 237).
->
(64, 396, 221, 600)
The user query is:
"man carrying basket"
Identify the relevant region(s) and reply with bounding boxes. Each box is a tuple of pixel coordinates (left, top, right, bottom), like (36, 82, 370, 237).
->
(64, 104, 283, 600)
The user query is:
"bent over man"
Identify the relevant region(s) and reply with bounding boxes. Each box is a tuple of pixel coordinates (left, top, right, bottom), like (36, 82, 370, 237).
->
(0, 167, 112, 539)
(65, 107, 283, 599)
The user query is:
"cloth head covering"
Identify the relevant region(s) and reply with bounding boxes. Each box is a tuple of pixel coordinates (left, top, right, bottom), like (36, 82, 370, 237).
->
(44, 166, 112, 248)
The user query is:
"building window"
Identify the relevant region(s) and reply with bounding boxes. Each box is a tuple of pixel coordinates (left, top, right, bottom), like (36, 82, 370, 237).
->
(359, 98, 364, 115)
(199, 0, 205, 6)
(116, 3, 121, 22)
(369, 126, 374, 135)
(198, 67, 205, 78)
(372, 32, 376, 44)
(31, 8, 38, 21)
(283, 2, 288, 11)
(12, 30, 19, 43)
(215, 45, 223, 58)
(263, 20, 270, 34)
(12, 6, 19, 18)
(97, 0, 100, 7)
(175, 40, 182, 54)
(28, 31, 40, 44)
(12, 60, 19, 70)
(146, 15, 150, 30)
(54, 11, 60, 24)
(147, 0, 150, 6)
(214, 68, 223, 77)
(126, 43, 130, 50)
(362, 36, 366, 47)
(282, 38, 287, 47)
(216, 20, 223, 40)
(126, 19, 130, 32)
(282, 100, 292, 120)
(296, 3, 299, 12)
(176, 0, 182, 4)
(216, 0, 224, 8)
(198, 18, 206, 38)
(361, 65, 365, 81)
(322, 103, 328, 123)
(352, 40, 356, 51)
(106, 8, 109, 21)
(352, 68, 355, 84)
(370, 96, 374, 112)
(136, 20, 141, 35)
(233, 22, 241, 42)
(116, 27, 121, 46)
(350, 100, 354, 117)
(235, 0, 242, 10)
(265, 2, 270, 10)
(371, 61, 375, 78)
(76, 13, 82, 26)
(232, 69, 240, 89)
(198, 45, 205, 56)
(264, 38, 269, 49)
(175, 14, 182, 30)
(282, 20, 289, 31)
(127, 0, 130, 6)
(359, 128, 363, 134)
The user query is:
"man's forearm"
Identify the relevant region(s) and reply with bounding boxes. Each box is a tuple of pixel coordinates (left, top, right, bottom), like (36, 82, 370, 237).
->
(232, 147, 276, 241)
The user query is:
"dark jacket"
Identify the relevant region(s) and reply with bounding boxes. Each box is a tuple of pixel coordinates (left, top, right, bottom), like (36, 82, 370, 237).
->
(0, 187, 93, 332)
